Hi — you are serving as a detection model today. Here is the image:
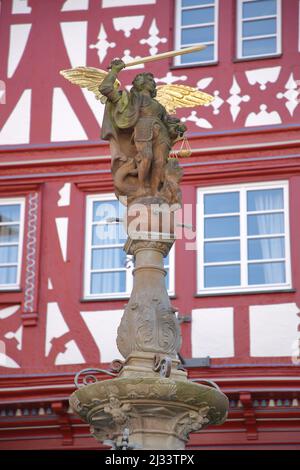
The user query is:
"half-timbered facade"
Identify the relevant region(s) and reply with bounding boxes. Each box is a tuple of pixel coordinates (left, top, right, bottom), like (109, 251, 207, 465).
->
(0, 0, 299, 449)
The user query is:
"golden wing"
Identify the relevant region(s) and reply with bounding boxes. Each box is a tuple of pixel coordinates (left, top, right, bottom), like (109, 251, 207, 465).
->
(59, 66, 121, 103)
(156, 84, 214, 114)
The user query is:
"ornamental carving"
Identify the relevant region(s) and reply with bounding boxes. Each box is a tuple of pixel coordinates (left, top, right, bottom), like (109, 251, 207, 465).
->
(22, 191, 40, 325)
(69, 395, 82, 414)
(104, 396, 132, 425)
(69, 376, 228, 449)
(125, 379, 177, 401)
(124, 238, 174, 257)
(175, 406, 210, 441)
(117, 298, 181, 358)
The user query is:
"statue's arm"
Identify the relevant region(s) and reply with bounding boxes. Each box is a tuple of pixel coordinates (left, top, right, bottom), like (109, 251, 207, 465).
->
(99, 59, 126, 103)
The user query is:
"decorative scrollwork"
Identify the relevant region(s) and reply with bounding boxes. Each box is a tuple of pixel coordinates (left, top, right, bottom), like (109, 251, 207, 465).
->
(117, 297, 181, 358)
(109, 359, 125, 373)
(74, 368, 117, 389)
(153, 354, 172, 378)
(125, 239, 174, 258)
(24, 192, 39, 313)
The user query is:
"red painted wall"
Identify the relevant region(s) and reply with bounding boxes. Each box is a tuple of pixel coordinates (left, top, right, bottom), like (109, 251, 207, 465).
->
(0, 0, 299, 449)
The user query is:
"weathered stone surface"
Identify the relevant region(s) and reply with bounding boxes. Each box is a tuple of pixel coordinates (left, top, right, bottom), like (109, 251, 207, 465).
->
(67, 58, 228, 450)
(99, 60, 185, 205)
(70, 376, 228, 450)
(117, 238, 181, 359)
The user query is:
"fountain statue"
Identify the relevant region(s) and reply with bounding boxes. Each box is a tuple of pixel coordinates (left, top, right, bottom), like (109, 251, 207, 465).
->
(61, 45, 228, 450)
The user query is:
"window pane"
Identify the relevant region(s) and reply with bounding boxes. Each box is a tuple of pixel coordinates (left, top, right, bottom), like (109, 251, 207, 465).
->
(180, 44, 214, 63)
(91, 271, 126, 294)
(204, 192, 239, 214)
(204, 240, 240, 262)
(182, 0, 214, 6)
(165, 268, 169, 290)
(182, 7, 214, 25)
(204, 265, 240, 287)
(91, 247, 126, 270)
(243, 18, 276, 37)
(248, 237, 285, 260)
(182, 25, 214, 44)
(205, 216, 240, 238)
(0, 205, 20, 223)
(243, 0, 277, 19)
(0, 266, 17, 284)
(248, 261, 285, 285)
(92, 224, 126, 245)
(242, 37, 277, 56)
(93, 201, 111, 222)
(247, 188, 283, 211)
(247, 213, 284, 235)
(93, 200, 123, 222)
(0, 246, 18, 264)
(0, 225, 20, 243)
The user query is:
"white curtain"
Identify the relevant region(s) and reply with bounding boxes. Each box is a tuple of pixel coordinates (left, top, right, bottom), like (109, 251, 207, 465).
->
(248, 189, 285, 284)
(0, 245, 18, 263)
(91, 271, 126, 294)
(249, 262, 284, 285)
(92, 248, 125, 270)
(93, 224, 126, 245)
(0, 266, 17, 284)
(249, 237, 284, 260)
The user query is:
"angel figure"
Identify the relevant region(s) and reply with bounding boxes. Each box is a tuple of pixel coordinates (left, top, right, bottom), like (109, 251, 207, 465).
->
(60, 56, 213, 205)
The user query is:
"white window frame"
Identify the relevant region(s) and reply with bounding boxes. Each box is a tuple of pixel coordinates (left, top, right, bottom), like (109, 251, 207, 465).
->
(0, 197, 25, 291)
(164, 244, 175, 297)
(237, 0, 282, 59)
(84, 194, 175, 299)
(197, 181, 291, 295)
(174, 0, 218, 66)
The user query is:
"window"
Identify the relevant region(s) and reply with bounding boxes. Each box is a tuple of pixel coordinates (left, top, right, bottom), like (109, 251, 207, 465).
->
(174, 0, 218, 65)
(84, 195, 175, 299)
(0, 198, 25, 290)
(197, 182, 291, 294)
(237, 0, 281, 59)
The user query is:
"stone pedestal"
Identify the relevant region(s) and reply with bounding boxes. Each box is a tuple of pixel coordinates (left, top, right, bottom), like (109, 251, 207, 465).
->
(70, 203, 228, 449)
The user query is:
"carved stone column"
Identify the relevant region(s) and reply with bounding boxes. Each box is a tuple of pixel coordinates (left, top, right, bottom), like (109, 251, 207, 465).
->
(117, 237, 184, 379)
(70, 202, 229, 450)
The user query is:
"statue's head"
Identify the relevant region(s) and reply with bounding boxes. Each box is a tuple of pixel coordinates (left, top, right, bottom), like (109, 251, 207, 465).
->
(132, 73, 157, 97)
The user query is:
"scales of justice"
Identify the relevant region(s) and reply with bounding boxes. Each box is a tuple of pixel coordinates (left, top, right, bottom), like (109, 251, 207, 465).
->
(61, 44, 228, 450)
